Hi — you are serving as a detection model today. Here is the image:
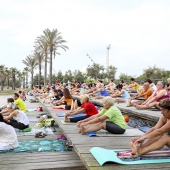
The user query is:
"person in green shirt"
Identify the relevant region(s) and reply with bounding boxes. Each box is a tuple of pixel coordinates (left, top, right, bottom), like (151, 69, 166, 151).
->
(77, 96, 126, 134)
(13, 93, 27, 112)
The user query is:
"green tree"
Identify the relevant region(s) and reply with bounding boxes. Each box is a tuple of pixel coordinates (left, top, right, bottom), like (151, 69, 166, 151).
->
(22, 55, 38, 88)
(63, 70, 73, 82)
(34, 51, 44, 87)
(33, 74, 44, 86)
(56, 70, 64, 83)
(10, 67, 18, 90)
(42, 28, 68, 85)
(0, 65, 7, 91)
(105, 65, 117, 80)
(24, 67, 29, 88)
(119, 73, 132, 84)
(142, 66, 168, 81)
(73, 70, 86, 83)
(34, 36, 49, 86)
(5, 67, 10, 89)
(86, 63, 105, 80)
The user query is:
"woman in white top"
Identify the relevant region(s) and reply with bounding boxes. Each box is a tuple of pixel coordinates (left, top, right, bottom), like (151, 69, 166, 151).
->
(4, 103, 29, 130)
(0, 114, 19, 150)
(145, 79, 157, 91)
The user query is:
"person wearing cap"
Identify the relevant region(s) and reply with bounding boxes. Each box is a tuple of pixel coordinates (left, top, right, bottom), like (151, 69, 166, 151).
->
(4, 103, 29, 130)
(0, 114, 19, 150)
(13, 93, 26, 112)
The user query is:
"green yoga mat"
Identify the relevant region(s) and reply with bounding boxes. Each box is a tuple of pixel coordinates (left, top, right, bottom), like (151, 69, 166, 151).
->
(90, 147, 170, 165)
(0, 139, 71, 153)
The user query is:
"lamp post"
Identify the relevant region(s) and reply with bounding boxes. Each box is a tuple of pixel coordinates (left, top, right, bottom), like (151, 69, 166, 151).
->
(106, 44, 111, 68)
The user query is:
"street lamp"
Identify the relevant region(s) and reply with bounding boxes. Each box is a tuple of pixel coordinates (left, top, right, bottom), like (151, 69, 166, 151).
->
(106, 44, 111, 68)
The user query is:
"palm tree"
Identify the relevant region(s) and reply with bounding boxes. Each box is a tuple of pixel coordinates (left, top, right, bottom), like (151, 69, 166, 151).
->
(0, 65, 7, 91)
(24, 67, 29, 88)
(21, 71, 26, 88)
(34, 51, 44, 87)
(5, 67, 10, 89)
(10, 67, 17, 90)
(22, 55, 38, 88)
(42, 28, 68, 85)
(34, 37, 49, 86)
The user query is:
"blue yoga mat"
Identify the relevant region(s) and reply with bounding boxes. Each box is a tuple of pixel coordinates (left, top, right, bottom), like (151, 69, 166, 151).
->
(138, 126, 151, 133)
(87, 131, 97, 137)
(90, 147, 170, 165)
(57, 112, 84, 118)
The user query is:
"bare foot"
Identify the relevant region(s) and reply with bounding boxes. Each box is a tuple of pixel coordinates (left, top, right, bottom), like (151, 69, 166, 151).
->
(129, 141, 136, 154)
(135, 105, 142, 110)
(64, 116, 70, 122)
(135, 145, 142, 156)
(80, 126, 86, 135)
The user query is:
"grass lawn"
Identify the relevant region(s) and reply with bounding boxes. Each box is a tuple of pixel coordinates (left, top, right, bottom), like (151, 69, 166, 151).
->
(0, 88, 30, 95)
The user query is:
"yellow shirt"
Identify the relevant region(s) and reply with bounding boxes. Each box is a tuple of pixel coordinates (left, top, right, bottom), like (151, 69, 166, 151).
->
(14, 98, 26, 112)
(132, 83, 140, 91)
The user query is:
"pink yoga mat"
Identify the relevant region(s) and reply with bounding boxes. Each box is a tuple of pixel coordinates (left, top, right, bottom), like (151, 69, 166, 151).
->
(52, 108, 65, 111)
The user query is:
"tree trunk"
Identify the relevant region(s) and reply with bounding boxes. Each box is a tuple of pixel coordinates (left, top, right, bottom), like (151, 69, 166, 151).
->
(26, 72, 28, 88)
(44, 53, 47, 86)
(38, 64, 41, 87)
(31, 71, 34, 89)
(49, 51, 53, 85)
(23, 77, 25, 88)
(7, 75, 9, 89)
(1, 81, 5, 91)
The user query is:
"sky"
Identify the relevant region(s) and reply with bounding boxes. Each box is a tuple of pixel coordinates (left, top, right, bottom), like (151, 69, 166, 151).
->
(0, 0, 170, 78)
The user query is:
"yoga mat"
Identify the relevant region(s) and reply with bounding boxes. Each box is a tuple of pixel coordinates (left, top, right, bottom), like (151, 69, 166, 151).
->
(87, 132, 97, 137)
(27, 116, 39, 122)
(52, 108, 65, 111)
(57, 112, 85, 118)
(138, 126, 151, 133)
(60, 120, 76, 125)
(87, 129, 145, 137)
(90, 147, 170, 165)
(0, 139, 71, 153)
(26, 108, 36, 112)
(16, 127, 54, 136)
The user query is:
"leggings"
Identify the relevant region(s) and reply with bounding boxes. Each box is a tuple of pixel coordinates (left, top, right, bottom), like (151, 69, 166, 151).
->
(10, 119, 29, 130)
(70, 115, 90, 123)
(106, 121, 125, 134)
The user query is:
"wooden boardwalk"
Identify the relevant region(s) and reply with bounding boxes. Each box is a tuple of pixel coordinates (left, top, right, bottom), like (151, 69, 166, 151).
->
(0, 95, 86, 170)
(42, 96, 170, 170)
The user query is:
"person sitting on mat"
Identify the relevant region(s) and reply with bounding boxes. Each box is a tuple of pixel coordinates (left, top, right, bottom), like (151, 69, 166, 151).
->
(111, 84, 130, 103)
(130, 99, 170, 156)
(4, 103, 29, 130)
(64, 94, 98, 122)
(77, 96, 126, 135)
(52, 88, 73, 110)
(13, 93, 26, 112)
(126, 82, 153, 106)
(0, 114, 19, 151)
(135, 81, 170, 110)
(0, 98, 15, 114)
